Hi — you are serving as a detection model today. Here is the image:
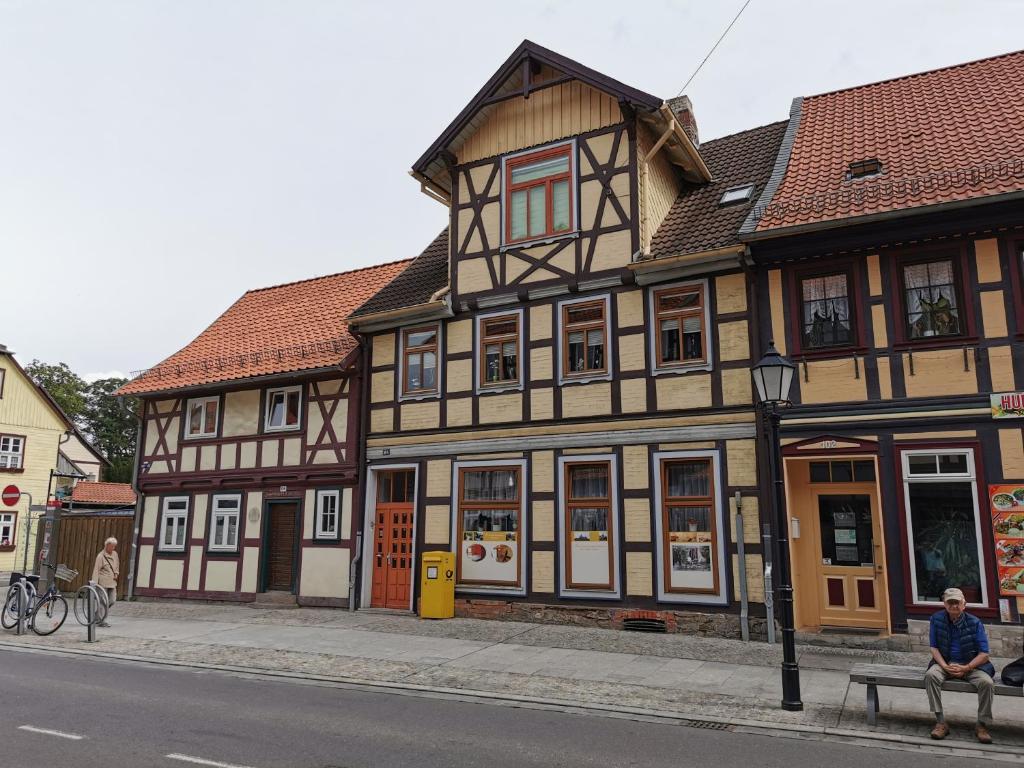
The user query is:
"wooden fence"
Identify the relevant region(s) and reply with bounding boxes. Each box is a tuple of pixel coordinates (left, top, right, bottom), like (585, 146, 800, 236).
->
(39, 512, 134, 598)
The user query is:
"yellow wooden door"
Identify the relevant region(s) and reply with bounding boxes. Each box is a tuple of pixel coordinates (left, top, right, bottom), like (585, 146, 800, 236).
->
(811, 488, 887, 629)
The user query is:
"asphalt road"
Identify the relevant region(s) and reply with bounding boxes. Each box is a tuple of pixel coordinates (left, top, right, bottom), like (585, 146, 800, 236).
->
(0, 648, 994, 768)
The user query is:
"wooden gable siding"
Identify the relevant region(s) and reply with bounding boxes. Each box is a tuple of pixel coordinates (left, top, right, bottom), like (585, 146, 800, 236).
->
(453, 122, 635, 300)
(637, 122, 682, 254)
(0, 360, 67, 434)
(456, 77, 623, 165)
(138, 376, 357, 486)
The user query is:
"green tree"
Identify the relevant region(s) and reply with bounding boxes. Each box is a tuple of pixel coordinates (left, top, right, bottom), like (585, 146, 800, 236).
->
(83, 378, 139, 484)
(24, 360, 88, 427)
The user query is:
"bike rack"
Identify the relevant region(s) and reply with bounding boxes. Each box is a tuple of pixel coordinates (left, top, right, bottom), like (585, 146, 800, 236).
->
(73, 581, 105, 643)
(11, 579, 29, 636)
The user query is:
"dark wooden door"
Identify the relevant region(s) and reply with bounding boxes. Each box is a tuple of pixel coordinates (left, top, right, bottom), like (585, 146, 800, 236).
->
(266, 502, 298, 592)
(371, 471, 416, 609)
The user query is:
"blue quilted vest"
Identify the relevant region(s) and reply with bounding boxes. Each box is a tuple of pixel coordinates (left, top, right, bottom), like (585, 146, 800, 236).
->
(928, 610, 996, 677)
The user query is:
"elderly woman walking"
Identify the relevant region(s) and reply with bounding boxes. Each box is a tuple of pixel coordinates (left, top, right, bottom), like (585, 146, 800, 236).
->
(91, 537, 119, 627)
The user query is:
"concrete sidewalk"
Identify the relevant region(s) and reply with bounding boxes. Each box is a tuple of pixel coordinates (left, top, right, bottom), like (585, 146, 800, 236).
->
(4, 601, 1024, 756)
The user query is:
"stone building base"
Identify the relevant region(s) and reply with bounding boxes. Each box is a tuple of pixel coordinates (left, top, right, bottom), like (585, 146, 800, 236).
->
(454, 598, 775, 641)
(908, 619, 1023, 658)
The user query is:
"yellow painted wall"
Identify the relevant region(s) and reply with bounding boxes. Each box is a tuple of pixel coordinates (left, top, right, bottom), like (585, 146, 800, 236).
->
(0, 357, 67, 572)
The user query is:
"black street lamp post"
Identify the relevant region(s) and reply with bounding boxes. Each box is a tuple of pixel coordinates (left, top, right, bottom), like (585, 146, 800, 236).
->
(751, 341, 803, 712)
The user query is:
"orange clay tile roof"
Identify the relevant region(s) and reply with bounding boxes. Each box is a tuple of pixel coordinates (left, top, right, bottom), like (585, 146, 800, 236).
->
(70, 481, 137, 506)
(117, 260, 412, 396)
(752, 49, 1024, 233)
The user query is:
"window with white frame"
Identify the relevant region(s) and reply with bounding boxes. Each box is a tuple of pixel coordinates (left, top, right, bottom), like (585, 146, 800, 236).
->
(477, 311, 522, 391)
(0, 512, 15, 549)
(503, 141, 575, 245)
(315, 490, 340, 540)
(558, 296, 611, 382)
(652, 450, 727, 605)
(456, 464, 523, 589)
(185, 396, 219, 438)
(209, 494, 241, 552)
(0, 435, 24, 469)
(159, 497, 189, 552)
(560, 457, 618, 595)
(401, 325, 440, 397)
(902, 449, 987, 606)
(265, 386, 302, 431)
(651, 283, 708, 370)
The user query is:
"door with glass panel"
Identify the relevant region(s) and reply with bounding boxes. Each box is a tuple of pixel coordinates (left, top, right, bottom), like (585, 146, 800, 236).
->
(371, 470, 416, 609)
(811, 489, 887, 629)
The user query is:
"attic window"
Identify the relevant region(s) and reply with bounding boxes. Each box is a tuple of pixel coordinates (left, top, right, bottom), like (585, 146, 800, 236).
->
(847, 158, 883, 180)
(719, 184, 754, 206)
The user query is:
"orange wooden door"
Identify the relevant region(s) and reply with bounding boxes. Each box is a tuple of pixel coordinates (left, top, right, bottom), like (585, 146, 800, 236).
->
(371, 471, 416, 609)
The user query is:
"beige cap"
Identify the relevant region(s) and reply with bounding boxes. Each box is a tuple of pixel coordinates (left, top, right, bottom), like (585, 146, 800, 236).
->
(942, 587, 966, 604)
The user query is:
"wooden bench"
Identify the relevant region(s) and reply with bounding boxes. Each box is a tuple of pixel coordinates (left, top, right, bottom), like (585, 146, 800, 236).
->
(850, 663, 1022, 725)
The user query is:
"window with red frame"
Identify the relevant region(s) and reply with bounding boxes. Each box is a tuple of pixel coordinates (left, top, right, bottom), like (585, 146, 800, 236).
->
(505, 144, 574, 244)
(901, 258, 963, 340)
(800, 272, 854, 350)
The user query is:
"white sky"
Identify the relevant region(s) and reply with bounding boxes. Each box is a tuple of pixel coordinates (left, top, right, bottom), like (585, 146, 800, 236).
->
(3, 0, 1022, 379)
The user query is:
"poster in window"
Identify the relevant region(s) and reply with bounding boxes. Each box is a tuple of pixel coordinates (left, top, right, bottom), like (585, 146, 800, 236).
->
(568, 507, 611, 588)
(460, 512, 518, 586)
(990, 484, 1024, 595)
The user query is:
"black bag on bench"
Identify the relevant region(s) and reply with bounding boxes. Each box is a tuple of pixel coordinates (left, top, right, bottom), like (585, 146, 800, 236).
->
(1002, 657, 1024, 686)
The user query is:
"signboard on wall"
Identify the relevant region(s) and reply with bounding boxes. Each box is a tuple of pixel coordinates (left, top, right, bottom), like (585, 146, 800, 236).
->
(989, 484, 1024, 595)
(991, 393, 1024, 419)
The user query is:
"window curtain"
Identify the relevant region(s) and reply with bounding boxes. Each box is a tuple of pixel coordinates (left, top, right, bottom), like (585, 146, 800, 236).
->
(463, 470, 518, 501)
(570, 466, 609, 498)
(666, 462, 710, 497)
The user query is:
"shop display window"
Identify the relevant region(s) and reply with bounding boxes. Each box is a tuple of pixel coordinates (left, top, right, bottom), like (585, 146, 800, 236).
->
(563, 461, 614, 591)
(901, 449, 986, 606)
(660, 458, 719, 594)
(457, 466, 521, 588)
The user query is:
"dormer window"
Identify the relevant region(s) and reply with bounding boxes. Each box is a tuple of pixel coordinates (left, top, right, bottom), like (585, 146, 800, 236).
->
(846, 158, 883, 180)
(503, 142, 575, 245)
(719, 184, 754, 206)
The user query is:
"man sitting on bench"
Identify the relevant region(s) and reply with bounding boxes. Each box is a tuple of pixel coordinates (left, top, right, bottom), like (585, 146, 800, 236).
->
(926, 587, 996, 743)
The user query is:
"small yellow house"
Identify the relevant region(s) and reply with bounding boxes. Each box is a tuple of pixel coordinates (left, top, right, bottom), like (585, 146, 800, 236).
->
(0, 344, 71, 574)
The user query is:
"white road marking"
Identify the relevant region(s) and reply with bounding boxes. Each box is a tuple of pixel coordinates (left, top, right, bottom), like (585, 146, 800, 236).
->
(18, 725, 84, 740)
(165, 755, 256, 768)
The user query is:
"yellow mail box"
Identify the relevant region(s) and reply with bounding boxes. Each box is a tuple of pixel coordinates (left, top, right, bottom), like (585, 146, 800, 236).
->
(419, 551, 455, 619)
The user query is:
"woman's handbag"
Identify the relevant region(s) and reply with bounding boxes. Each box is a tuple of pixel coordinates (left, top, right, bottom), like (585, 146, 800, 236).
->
(1001, 657, 1024, 686)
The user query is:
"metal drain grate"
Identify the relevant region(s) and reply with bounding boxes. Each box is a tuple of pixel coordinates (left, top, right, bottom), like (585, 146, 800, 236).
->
(622, 617, 667, 633)
(683, 719, 732, 731)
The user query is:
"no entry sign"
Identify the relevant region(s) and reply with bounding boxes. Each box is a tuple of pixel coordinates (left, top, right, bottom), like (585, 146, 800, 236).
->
(2, 485, 20, 507)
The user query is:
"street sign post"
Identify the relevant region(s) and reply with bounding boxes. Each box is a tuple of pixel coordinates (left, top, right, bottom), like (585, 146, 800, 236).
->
(2, 485, 20, 507)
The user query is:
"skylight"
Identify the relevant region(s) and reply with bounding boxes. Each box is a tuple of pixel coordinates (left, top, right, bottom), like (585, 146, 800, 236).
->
(719, 184, 755, 206)
(847, 158, 883, 180)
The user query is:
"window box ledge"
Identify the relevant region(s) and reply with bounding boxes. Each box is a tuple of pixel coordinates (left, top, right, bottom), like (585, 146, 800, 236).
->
(650, 362, 714, 377)
(793, 346, 870, 362)
(500, 230, 579, 253)
(559, 373, 613, 387)
(0, 467, 25, 474)
(891, 336, 980, 353)
(476, 383, 525, 396)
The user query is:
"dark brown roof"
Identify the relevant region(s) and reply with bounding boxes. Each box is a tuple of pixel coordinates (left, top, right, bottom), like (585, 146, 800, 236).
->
(349, 229, 449, 319)
(649, 120, 789, 258)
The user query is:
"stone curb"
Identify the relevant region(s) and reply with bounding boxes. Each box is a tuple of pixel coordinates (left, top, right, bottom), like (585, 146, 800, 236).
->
(0, 639, 1020, 762)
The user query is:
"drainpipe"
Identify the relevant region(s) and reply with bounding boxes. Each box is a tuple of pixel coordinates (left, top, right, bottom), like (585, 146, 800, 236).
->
(350, 330, 373, 611)
(122, 398, 144, 601)
(736, 491, 750, 641)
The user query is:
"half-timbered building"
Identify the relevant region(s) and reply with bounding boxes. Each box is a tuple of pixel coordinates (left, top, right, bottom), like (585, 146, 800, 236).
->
(348, 41, 785, 632)
(117, 262, 407, 605)
(742, 50, 1024, 653)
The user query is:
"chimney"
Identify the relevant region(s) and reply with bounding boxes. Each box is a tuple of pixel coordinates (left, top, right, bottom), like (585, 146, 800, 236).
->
(667, 95, 699, 148)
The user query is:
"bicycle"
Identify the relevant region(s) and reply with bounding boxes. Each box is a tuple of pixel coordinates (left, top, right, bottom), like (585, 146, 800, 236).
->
(1, 563, 77, 636)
